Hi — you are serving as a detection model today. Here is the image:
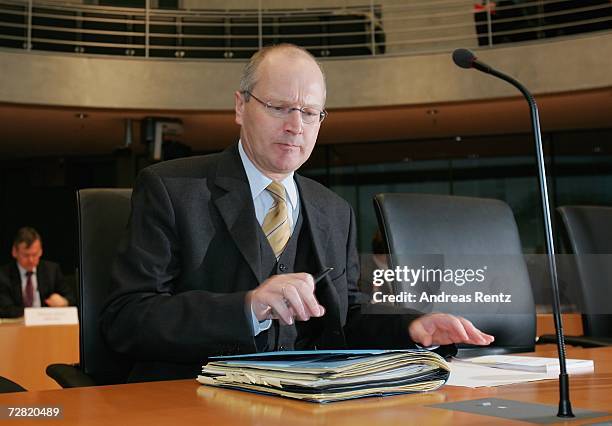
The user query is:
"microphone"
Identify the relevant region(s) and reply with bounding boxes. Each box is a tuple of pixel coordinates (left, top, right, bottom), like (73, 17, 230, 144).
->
(452, 48, 492, 73)
(452, 48, 574, 418)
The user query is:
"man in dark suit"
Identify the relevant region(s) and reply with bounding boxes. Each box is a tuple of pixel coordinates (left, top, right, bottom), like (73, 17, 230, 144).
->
(0, 227, 76, 318)
(101, 44, 493, 382)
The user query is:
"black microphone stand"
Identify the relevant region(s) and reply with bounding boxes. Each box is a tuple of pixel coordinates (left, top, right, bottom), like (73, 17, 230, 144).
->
(461, 54, 574, 418)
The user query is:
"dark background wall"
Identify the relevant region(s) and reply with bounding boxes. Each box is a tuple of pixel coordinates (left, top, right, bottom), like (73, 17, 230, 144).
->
(1, 127, 610, 280)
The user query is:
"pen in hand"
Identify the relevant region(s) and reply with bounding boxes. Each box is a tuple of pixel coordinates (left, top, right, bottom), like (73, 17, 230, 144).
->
(313, 267, 334, 284)
(268, 267, 333, 323)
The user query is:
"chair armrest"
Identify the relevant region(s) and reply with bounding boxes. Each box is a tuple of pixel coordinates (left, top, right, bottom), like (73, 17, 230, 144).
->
(46, 364, 97, 388)
(538, 334, 612, 347)
(0, 376, 27, 393)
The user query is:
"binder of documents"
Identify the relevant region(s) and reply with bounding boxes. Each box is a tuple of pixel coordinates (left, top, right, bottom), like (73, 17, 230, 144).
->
(197, 349, 450, 403)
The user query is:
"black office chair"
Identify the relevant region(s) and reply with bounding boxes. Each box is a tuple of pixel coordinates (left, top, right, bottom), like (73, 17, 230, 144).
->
(373, 193, 536, 357)
(0, 376, 26, 393)
(47, 188, 133, 387)
(540, 206, 612, 347)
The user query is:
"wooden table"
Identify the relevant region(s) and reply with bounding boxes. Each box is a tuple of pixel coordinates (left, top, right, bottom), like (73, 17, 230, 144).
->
(0, 321, 79, 391)
(0, 313, 580, 393)
(0, 347, 610, 425)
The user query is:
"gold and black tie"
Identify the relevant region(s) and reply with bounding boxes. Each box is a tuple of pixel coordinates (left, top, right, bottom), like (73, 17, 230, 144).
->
(262, 181, 291, 258)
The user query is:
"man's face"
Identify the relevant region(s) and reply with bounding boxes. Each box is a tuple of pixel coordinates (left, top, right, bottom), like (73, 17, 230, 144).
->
(12, 239, 43, 271)
(235, 50, 326, 180)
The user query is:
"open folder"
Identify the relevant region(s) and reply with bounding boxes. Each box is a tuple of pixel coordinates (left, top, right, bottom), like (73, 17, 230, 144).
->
(197, 349, 450, 403)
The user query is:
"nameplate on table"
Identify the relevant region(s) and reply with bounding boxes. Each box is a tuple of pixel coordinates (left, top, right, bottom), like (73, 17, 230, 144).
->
(24, 307, 78, 326)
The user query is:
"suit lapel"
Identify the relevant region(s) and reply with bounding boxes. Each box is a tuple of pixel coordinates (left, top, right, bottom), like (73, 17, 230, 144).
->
(213, 145, 263, 283)
(35, 261, 47, 304)
(296, 176, 343, 325)
(9, 263, 24, 306)
(296, 176, 330, 271)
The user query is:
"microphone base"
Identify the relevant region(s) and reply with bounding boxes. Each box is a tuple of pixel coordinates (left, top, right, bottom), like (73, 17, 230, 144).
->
(431, 397, 603, 422)
(557, 373, 575, 418)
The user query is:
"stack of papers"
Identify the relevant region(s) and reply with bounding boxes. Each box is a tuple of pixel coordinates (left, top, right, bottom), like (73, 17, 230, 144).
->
(458, 355, 594, 374)
(446, 355, 595, 388)
(198, 349, 450, 403)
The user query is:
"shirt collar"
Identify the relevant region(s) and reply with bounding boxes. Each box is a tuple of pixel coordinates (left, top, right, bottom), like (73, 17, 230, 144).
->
(238, 140, 298, 210)
(17, 263, 36, 277)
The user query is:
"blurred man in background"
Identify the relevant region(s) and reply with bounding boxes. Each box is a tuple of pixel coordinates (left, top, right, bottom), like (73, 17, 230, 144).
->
(0, 226, 75, 318)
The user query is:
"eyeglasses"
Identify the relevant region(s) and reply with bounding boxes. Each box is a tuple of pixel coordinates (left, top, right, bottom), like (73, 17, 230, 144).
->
(243, 91, 327, 124)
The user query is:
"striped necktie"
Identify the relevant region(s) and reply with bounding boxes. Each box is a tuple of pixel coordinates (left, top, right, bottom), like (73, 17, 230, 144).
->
(262, 181, 291, 258)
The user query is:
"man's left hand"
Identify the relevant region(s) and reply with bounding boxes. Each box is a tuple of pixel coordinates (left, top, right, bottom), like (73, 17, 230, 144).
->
(409, 313, 494, 347)
(45, 293, 69, 307)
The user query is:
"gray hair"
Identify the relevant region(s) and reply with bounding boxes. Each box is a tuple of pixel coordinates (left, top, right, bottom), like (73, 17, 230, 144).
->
(239, 43, 327, 97)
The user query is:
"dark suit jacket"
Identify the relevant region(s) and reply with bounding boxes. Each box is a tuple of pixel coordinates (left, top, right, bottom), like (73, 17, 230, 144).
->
(0, 259, 76, 318)
(100, 144, 418, 381)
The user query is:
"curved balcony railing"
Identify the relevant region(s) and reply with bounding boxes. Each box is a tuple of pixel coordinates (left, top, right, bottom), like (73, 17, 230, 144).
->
(0, 0, 610, 59)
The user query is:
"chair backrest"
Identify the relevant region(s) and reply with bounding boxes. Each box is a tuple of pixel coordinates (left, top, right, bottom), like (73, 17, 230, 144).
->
(77, 188, 133, 384)
(557, 205, 612, 338)
(373, 193, 536, 355)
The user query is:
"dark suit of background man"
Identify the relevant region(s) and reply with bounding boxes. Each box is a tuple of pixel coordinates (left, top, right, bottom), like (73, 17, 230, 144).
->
(0, 227, 76, 318)
(101, 43, 494, 382)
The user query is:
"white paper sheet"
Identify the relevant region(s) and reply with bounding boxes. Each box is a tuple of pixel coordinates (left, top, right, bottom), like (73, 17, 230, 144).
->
(24, 307, 78, 326)
(447, 360, 556, 388)
(458, 355, 594, 374)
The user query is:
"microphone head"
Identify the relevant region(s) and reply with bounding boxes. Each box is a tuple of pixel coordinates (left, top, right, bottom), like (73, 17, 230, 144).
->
(452, 48, 476, 69)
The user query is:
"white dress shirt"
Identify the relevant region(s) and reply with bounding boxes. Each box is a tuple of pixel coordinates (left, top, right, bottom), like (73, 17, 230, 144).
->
(238, 141, 301, 336)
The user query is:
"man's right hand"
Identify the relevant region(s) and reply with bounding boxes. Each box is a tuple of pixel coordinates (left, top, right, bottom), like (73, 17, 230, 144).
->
(246, 273, 325, 325)
(45, 293, 69, 307)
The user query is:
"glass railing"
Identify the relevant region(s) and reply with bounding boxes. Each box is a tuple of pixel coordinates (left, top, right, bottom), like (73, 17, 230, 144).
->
(0, 0, 610, 59)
